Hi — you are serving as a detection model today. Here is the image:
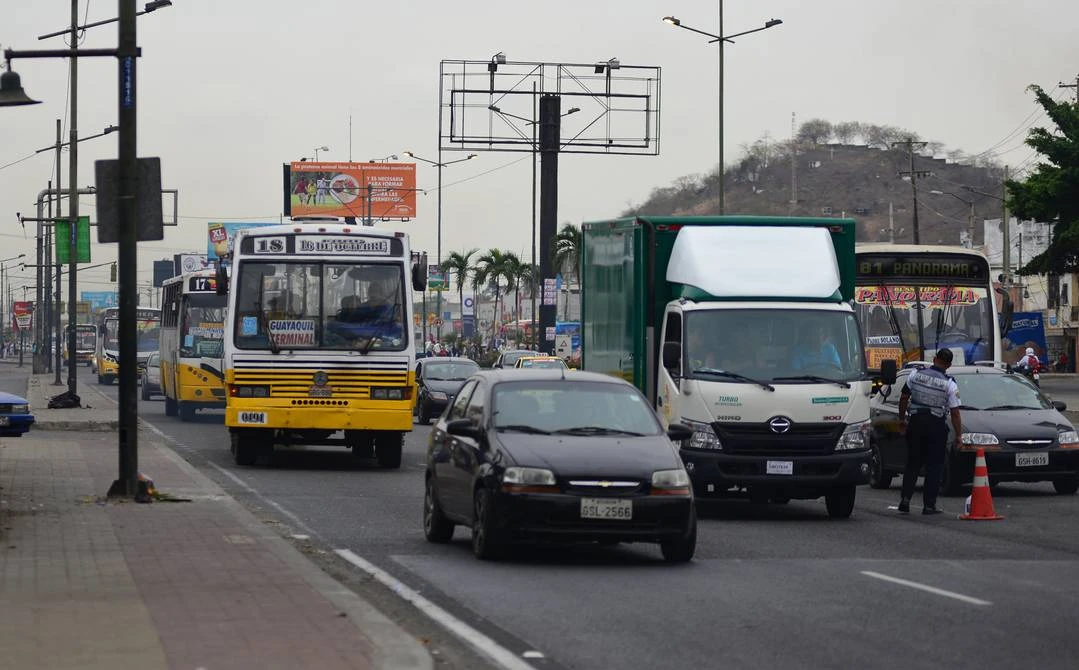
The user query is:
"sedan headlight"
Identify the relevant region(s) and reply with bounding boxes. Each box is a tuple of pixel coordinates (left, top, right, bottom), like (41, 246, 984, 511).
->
(651, 468, 692, 496)
(10, 404, 28, 414)
(429, 391, 448, 401)
(501, 466, 558, 493)
(960, 432, 1000, 446)
(836, 420, 871, 451)
(1059, 430, 1079, 448)
(681, 417, 722, 450)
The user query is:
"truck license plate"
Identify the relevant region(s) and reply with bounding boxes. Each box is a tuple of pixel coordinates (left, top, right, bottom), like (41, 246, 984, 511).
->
(580, 498, 632, 520)
(1016, 452, 1048, 467)
(766, 460, 794, 475)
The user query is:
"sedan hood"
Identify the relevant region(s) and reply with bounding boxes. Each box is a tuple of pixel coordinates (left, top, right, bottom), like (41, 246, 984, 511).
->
(496, 432, 682, 477)
(960, 408, 1073, 438)
(0, 391, 29, 404)
(423, 379, 468, 395)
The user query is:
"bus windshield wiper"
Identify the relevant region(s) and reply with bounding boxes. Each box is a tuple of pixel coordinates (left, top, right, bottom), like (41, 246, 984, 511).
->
(773, 375, 851, 389)
(692, 368, 775, 392)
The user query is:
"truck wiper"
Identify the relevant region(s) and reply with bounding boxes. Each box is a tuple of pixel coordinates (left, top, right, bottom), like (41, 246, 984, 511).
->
(773, 375, 851, 389)
(692, 368, 775, 392)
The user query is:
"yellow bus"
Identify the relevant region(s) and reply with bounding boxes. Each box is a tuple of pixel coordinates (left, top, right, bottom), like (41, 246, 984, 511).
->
(160, 269, 227, 421)
(64, 323, 97, 367)
(220, 223, 426, 468)
(94, 306, 161, 385)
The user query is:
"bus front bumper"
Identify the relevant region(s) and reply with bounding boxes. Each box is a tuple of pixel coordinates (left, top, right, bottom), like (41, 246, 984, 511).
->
(226, 402, 412, 432)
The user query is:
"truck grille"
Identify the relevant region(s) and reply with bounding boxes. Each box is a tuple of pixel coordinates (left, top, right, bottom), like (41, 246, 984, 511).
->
(713, 422, 845, 456)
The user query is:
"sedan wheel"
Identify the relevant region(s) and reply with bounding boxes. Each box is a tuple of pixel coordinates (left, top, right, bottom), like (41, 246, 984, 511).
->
(869, 443, 893, 489)
(1053, 473, 1079, 495)
(140, 379, 150, 401)
(471, 488, 503, 560)
(941, 456, 965, 497)
(660, 516, 696, 563)
(423, 477, 455, 543)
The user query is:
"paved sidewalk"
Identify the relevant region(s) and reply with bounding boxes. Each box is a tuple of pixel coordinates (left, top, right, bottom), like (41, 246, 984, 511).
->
(0, 373, 432, 669)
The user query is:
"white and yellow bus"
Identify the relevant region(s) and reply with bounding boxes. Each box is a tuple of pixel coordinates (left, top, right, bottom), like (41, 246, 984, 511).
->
(160, 269, 227, 421)
(94, 306, 161, 385)
(219, 222, 426, 467)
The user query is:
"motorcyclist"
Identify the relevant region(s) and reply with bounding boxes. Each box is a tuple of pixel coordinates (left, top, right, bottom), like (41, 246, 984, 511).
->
(1016, 347, 1042, 385)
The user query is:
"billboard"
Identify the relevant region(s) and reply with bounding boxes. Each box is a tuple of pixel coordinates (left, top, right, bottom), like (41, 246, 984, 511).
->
(1003, 311, 1048, 366)
(174, 253, 209, 275)
(207, 222, 277, 262)
(13, 301, 33, 332)
(428, 265, 448, 291)
(283, 162, 417, 220)
(82, 291, 119, 311)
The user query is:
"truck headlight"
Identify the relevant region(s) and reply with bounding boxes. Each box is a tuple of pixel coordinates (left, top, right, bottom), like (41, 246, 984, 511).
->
(681, 418, 722, 450)
(836, 420, 871, 451)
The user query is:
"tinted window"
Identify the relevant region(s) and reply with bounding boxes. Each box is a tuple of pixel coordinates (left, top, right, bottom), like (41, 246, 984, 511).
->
(423, 360, 479, 380)
(447, 381, 476, 421)
(464, 382, 487, 424)
(492, 381, 662, 435)
(953, 372, 1050, 410)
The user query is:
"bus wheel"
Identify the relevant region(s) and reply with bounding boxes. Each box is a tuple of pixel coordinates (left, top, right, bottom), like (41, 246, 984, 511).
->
(164, 396, 178, 417)
(375, 432, 403, 469)
(231, 429, 264, 466)
(179, 402, 196, 422)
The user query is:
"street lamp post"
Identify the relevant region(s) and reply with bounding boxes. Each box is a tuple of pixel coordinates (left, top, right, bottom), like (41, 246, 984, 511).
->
(401, 150, 476, 340)
(663, 7, 782, 214)
(0, 255, 26, 357)
(929, 190, 976, 248)
(313, 145, 329, 161)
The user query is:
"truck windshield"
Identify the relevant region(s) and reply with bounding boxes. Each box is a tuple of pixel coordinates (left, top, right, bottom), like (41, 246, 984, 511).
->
(233, 261, 406, 351)
(684, 309, 866, 383)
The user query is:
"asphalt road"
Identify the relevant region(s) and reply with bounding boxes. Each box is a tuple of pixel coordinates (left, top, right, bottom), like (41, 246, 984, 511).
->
(76, 376, 1079, 670)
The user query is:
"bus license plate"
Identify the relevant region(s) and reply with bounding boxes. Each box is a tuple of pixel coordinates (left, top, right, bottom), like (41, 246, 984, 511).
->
(1016, 452, 1048, 467)
(766, 460, 794, 475)
(580, 498, 632, 520)
(238, 411, 267, 425)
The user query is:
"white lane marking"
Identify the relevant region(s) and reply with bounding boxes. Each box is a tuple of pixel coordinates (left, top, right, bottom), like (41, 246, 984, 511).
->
(861, 570, 992, 606)
(335, 549, 539, 670)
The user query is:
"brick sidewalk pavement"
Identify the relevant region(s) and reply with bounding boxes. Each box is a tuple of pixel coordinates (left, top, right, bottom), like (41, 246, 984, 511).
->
(0, 427, 431, 670)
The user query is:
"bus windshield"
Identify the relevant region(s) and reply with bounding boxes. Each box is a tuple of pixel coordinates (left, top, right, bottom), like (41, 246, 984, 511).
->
(233, 261, 406, 351)
(103, 317, 160, 353)
(180, 294, 226, 358)
(854, 284, 994, 367)
(75, 326, 96, 351)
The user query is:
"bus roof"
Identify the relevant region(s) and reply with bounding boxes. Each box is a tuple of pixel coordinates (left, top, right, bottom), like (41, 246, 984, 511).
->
(856, 243, 989, 260)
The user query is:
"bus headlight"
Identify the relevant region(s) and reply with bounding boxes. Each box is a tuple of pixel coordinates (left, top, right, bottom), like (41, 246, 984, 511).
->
(371, 387, 412, 400)
(231, 385, 270, 398)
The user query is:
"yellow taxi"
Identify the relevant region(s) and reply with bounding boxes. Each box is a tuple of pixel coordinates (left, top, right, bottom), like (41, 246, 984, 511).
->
(513, 355, 569, 370)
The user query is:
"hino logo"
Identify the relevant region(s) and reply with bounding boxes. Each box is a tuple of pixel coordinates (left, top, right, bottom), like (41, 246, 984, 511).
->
(769, 416, 792, 434)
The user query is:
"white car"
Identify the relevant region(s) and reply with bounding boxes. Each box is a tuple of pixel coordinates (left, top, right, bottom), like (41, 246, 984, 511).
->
(141, 352, 163, 400)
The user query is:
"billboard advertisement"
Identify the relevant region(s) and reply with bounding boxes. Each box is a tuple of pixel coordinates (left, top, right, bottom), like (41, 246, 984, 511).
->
(207, 222, 277, 262)
(12, 301, 33, 332)
(283, 162, 417, 220)
(1003, 311, 1048, 366)
(81, 292, 118, 311)
(174, 253, 209, 275)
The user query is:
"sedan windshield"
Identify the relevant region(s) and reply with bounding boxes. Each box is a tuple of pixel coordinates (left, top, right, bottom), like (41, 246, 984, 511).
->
(493, 381, 661, 436)
(953, 373, 1051, 411)
(422, 361, 479, 380)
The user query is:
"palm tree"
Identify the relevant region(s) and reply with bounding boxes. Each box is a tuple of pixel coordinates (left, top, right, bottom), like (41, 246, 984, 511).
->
(474, 249, 515, 346)
(516, 263, 539, 346)
(552, 222, 582, 320)
(440, 248, 477, 334)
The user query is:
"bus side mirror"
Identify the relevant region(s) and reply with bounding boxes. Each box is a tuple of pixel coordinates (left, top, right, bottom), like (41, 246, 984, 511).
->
(412, 252, 428, 292)
(215, 264, 228, 296)
(879, 359, 898, 385)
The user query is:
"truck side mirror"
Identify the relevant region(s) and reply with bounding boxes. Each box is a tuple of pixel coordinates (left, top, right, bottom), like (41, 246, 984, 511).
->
(879, 359, 898, 385)
(662, 341, 682, 376)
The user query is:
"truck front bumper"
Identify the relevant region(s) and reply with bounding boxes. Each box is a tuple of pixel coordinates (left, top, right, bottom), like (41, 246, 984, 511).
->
(679, 448, 871, 497)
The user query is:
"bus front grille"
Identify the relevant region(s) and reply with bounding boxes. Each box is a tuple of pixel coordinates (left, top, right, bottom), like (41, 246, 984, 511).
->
(232, 369, 409, 399)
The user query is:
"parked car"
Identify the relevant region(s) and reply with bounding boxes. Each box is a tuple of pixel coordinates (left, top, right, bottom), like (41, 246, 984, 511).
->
(0, 391, 34, 436)
(513, 356, 568, 370)
(492, 349, 535, 369)
(870, 363, 1079, 496)
(423, 369, 697, 562)
(414, 357, 480, 424)
(141, 351, 163, 400)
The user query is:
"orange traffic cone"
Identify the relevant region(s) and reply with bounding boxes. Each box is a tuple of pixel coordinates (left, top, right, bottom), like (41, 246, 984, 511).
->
(958, 449, 1003, 520)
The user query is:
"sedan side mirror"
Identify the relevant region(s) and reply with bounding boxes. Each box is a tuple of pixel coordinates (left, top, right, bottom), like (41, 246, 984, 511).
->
(666, 422, 693, 442)
(446, 418, 481, 439)
(1053, 400, 1067, 412)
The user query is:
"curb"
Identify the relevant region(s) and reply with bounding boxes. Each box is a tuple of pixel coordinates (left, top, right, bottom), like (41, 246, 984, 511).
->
(83, 384, 433, 670)
(32, 419, 118, 431)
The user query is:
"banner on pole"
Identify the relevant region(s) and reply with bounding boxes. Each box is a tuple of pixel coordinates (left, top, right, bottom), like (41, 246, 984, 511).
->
(54, 216, 91, 263)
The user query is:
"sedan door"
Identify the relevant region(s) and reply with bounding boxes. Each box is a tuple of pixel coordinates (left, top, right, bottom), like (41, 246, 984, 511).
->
(432, 380, 477, 520)
(873, 374, 909, 473)
(447, 380, 489, 517)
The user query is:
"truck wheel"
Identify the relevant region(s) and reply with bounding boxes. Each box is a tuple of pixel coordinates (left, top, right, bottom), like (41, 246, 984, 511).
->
(164, 396, 178, 417)
(824, 486, 857, 519)
(660, 517, 697, 563)
(1053, 474, 1079, 495)
(424, 476, 455, 543)
(179, 402, 196, 422)
(869, 443, 893, 489)
(375, 432, 403, 469)
(231, 429, 262, 466)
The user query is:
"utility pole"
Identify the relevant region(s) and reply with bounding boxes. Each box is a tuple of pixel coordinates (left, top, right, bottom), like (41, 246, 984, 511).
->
(789, 112, 797, 214)
(1002, 165, 1011, 290)
(894, 137, 930, 244)
(888, 202, 895, 243)
(1060, 74, 1079, 103)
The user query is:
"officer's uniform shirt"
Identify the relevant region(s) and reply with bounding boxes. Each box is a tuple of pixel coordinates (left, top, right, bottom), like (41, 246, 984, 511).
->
(904, 366, 960, 419)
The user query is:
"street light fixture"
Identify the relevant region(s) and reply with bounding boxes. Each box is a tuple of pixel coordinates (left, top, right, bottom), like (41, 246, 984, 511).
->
(37, 1, 172, 39)
(662, 7, 783, 214)
(313, 145, 329, 161)
(401, 150, 477, 340)
(369, 154, 398, 163)
(0, 64, 40, 106)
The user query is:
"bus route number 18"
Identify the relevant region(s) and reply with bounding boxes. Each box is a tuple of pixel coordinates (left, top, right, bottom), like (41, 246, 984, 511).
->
(253, 237, 286, 254)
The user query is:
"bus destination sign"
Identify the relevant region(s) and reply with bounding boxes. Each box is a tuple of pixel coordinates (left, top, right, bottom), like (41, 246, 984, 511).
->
(856, 253, 989, 282)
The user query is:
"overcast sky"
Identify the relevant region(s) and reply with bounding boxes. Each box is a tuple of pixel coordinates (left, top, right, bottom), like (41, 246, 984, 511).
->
(2, 0, 1076, 299)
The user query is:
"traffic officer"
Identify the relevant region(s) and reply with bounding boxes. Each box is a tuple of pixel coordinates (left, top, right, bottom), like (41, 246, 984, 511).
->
(897, 349, 962, 515)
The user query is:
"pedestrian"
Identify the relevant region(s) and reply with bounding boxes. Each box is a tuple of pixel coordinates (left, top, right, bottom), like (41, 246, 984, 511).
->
(897, 349, 962, 515)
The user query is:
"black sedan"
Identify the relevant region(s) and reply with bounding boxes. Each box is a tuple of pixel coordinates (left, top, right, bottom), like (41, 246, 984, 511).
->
(423, 369, 697, 562)
(870, 364, 1079, 496)
(414, 357, 479, 424)
(492, 349, 535, 369)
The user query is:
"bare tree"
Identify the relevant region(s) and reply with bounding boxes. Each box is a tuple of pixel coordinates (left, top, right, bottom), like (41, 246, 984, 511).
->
(833, 121, 862, 144)
(797, 118, 833, 145)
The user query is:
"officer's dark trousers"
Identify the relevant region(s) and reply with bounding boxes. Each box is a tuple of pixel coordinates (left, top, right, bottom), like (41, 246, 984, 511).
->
(901, 411, 947, 508)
